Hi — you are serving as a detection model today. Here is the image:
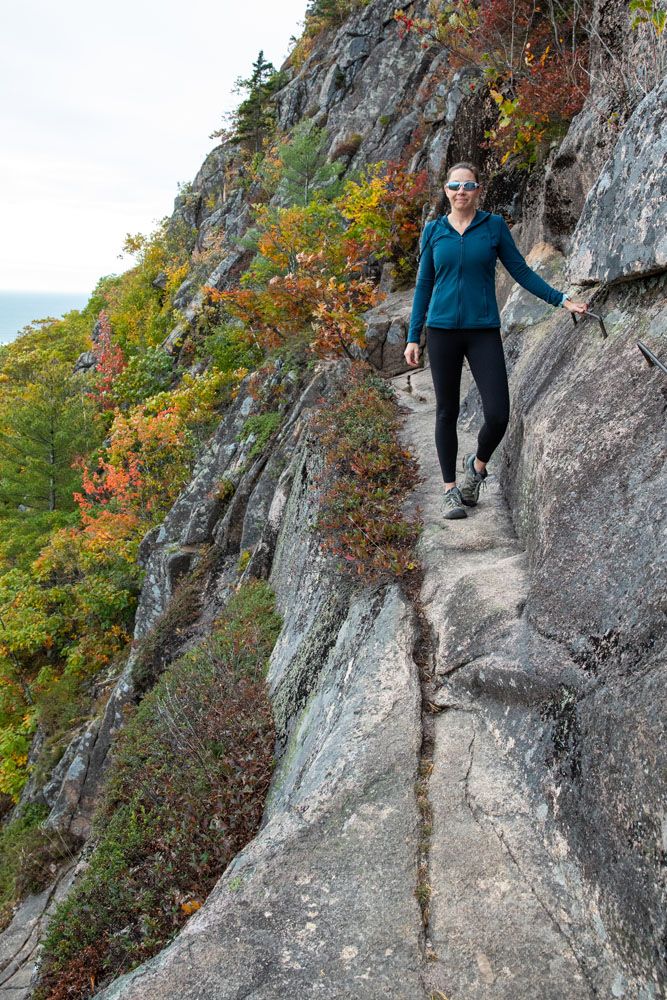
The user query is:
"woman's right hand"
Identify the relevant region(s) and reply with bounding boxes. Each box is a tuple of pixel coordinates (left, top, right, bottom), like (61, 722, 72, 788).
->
(404, 343, 421, 367)
(563, 299, 589, 315)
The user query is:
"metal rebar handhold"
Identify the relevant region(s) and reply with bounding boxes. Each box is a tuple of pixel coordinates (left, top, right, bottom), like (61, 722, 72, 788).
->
(636, 340, 667, 375)
(570, 310, 608, 339)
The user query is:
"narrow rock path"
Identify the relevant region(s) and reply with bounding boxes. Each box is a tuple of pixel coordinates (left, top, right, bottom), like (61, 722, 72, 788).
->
(394, 364, 628, 1000)
(0, 862, 78, 997)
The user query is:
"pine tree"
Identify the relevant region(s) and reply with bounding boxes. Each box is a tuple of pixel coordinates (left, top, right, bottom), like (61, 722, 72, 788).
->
(226, 51, 287, 155)
(305, 0, 355, 28)
(275, 120, 345, 206)
(0, 360, 96, 516)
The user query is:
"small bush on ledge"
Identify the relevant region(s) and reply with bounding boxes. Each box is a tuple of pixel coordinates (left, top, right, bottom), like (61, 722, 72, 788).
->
(310, 360, 422, 582)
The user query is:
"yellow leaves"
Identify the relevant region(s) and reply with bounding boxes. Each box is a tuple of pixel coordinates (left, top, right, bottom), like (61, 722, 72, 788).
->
(122, 232, 149, 257)
(165, 262, 190, 296)
(630, 0, 666, 35)
(180, 899, 202, 915)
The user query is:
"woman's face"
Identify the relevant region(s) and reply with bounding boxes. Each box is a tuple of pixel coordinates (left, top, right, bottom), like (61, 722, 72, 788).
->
(444, 167, 481, 213)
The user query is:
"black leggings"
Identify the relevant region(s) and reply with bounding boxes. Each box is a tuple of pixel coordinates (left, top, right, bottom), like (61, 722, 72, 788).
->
(426, 326, 510, 484)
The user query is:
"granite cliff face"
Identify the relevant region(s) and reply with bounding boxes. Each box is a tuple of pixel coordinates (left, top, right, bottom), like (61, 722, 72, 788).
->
(1, 0, 665, 996)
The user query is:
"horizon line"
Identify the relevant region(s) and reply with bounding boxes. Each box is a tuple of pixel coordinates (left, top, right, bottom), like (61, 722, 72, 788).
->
(0, 288, 93, 296)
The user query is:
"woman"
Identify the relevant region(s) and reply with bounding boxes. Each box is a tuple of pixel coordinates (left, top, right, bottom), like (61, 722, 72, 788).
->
(404, 161, 588, 520)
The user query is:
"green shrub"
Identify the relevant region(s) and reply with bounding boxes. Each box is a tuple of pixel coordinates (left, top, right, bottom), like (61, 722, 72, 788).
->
(196, 321, 263, 374)
(237, 411, 283, 458)
(113, 348, 177, 408)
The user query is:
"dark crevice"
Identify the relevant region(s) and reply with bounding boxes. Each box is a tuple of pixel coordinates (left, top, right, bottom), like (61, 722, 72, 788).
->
(401, 566, 439, 984)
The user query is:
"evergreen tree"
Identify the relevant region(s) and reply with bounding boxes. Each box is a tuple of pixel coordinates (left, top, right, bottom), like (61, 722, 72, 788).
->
(305, 0, 356, 28)
(226, 51, 287, 156)
(275, 120, 345, 206)
(0, 360, 96, 516)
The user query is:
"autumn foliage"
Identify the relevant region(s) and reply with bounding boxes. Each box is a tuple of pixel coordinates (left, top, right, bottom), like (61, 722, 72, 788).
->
(33, 581, 281, 1000)
(204, 160, 429, 359)
(0, 219, 231, 802)
(310, 361, 422, 581)
(73, 405, 193, 521)
(395, 0, 592, 165)
(86, 311, 126, 410)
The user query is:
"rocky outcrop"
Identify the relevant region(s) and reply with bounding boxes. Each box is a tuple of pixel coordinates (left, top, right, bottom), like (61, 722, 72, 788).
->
(516, 0, 666, 254)
(94, 582, 424, 999)
(494, 269, 667, 992)
(361, 288, 413, 376)
(2, 0, 665, 996)
(568, 77, 667, 284)
(18, 359, 427, 1000)
(0, 863, 78, 995)
(98, 321, 665, 998)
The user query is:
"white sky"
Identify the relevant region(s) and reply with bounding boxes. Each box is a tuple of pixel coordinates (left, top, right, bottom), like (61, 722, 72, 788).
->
(0, 0, 308, 293)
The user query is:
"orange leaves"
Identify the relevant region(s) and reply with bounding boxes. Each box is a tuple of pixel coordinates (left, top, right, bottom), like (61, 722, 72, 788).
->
(202, 162, 426, 360)
(180, 899, 202, 915)
(73, 405, 191, 523)
(205, 256, 378, 360)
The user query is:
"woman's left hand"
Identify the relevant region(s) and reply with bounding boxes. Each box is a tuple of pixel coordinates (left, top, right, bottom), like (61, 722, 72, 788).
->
(563, 299, 589, 315)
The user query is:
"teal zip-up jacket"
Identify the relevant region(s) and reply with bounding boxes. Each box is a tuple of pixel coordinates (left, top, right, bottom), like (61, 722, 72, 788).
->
(407, 210, 566, 342)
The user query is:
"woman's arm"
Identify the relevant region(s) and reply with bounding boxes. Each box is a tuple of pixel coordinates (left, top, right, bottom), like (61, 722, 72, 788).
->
(497, 217, 564, 307)
(406, 224, 436, 343)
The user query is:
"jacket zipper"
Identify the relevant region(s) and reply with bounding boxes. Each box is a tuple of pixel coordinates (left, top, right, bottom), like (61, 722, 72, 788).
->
(457, 234, 463, 328)
(443, 212, 488, 327)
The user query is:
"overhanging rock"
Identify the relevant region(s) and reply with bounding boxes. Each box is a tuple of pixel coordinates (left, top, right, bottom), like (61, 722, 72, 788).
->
(568, 77, 667, 284)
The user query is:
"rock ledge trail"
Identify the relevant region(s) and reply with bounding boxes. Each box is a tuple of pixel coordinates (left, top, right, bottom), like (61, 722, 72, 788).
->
(395, 362, 635, 1000)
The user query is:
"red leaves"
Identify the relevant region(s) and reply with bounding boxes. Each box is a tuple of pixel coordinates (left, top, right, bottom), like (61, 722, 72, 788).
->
(86, 310, 127, 411)
(310, 362, 421, 582)
(396, 0, 592, 165)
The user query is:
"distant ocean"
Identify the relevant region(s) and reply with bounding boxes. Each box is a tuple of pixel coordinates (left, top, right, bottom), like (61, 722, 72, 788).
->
(0, 290, 91, 345)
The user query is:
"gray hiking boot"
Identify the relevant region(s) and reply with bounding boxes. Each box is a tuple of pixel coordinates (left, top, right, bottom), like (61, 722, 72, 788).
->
(442, 485, 467, 519)
(459, 453, 488, 507)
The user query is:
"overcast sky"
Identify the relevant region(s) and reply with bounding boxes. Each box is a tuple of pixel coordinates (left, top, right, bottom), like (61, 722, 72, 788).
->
(0, 0, 308, 294)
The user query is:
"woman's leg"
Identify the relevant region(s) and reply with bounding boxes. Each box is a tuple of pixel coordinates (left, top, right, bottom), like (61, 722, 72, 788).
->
(464, 328, 511, 465)
(426, 327, 466, 485)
